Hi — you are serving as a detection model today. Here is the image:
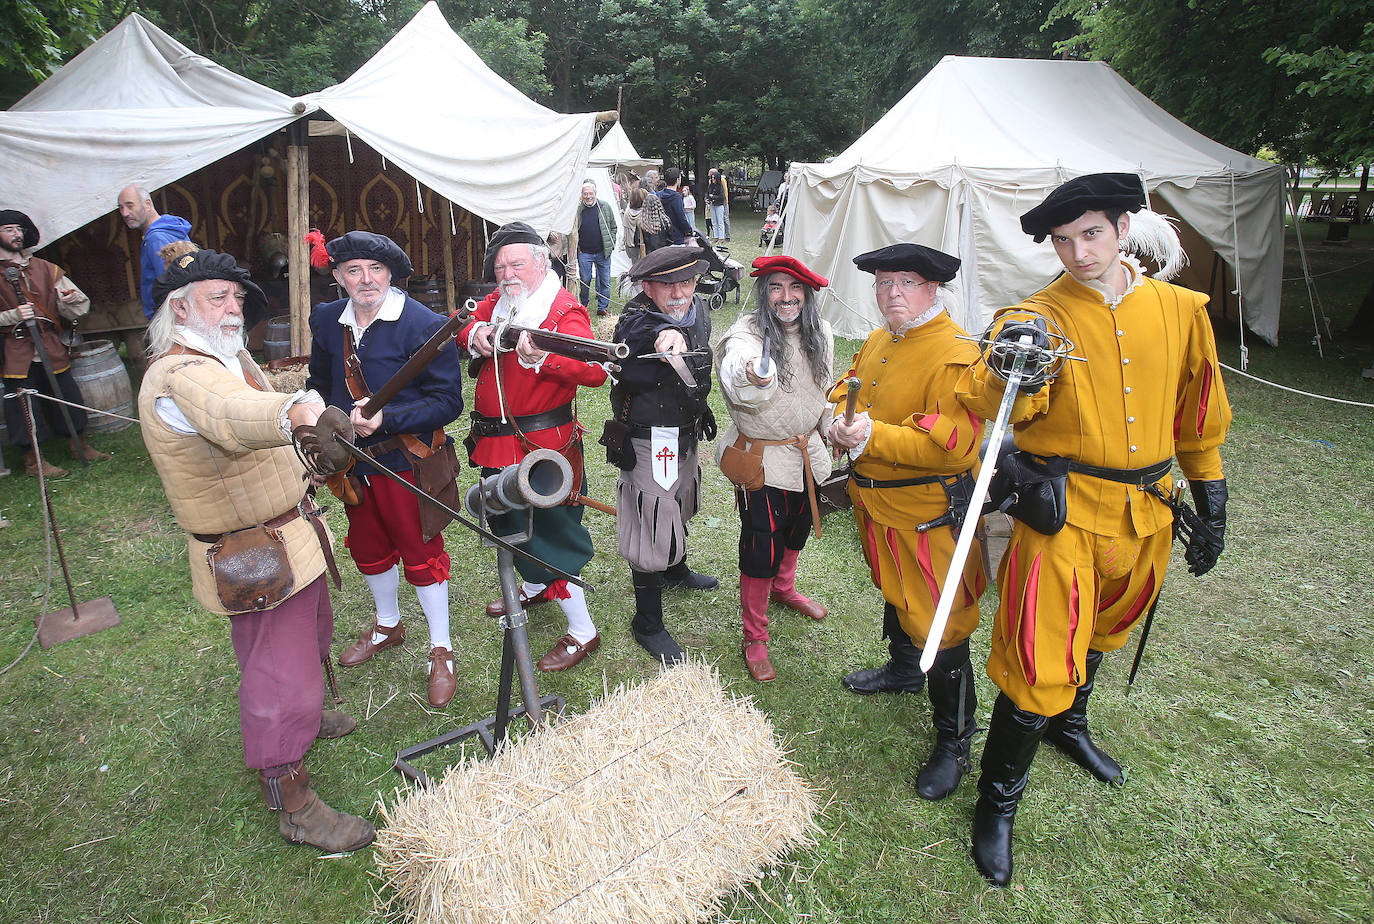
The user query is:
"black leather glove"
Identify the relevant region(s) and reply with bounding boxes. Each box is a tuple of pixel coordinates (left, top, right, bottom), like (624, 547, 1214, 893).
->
(988, 317, 1053, 394)
(1185, 478, 1227, 576)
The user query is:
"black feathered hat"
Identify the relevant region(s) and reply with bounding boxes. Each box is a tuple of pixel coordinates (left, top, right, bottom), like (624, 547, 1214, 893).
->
(325, 231, 414, 280)
(1020, 173, 1147, 242)
(151, 249, 266, 318)
(852, 242, 960, 283)
(0, 210, 41, 250)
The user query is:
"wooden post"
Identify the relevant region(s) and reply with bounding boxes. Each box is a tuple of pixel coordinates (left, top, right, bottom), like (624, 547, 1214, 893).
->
(442, 199, 456, 314)
(285, 113, 311, 354)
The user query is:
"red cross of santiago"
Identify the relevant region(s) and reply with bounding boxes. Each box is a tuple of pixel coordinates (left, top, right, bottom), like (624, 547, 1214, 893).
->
(656, 444, 676, 477)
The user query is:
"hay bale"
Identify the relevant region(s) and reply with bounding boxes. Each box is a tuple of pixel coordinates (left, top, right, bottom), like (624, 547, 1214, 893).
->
(375, 662, 818, 924)
(262, 367, 307, 393)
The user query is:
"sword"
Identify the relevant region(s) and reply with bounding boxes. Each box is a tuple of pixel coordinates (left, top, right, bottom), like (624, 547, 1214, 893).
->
(918, 334, 1034, 673)
(292, 411, 592, 591)
(1126, 480, 1185, 692)
(756, 330, 772, 379)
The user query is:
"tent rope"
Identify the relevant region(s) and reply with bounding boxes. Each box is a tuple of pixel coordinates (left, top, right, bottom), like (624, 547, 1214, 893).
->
(1285, 187, 1335, 355)
(1229, 168, 1251, 370)
(1219, 362, 1373, 408)
(4, 388, 139, 424)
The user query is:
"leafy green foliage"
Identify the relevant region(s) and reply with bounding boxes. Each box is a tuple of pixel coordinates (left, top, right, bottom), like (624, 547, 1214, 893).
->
(0, 0, 101, 106)
(1267, 19, 1374, 168)
(460, 14, 553, 102)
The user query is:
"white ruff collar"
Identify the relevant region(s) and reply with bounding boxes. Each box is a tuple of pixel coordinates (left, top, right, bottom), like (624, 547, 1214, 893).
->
(889, 299, 946, 337)
(492, 270, 560, 328)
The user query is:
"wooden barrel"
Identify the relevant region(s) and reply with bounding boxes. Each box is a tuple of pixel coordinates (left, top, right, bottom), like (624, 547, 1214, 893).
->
(264, 317, 292, 362)
(70, 340, 134, 434)
(408, 274, 447, 313)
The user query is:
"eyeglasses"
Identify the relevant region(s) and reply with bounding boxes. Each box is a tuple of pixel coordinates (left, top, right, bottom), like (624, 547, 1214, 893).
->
(874, 278, 935, 293)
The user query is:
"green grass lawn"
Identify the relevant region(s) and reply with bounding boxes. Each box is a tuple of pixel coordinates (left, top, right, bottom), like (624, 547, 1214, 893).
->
(1, 211, 1371, 923)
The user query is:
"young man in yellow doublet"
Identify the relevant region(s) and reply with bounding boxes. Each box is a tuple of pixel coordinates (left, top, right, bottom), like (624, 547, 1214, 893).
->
(956, 173, 1231, 886)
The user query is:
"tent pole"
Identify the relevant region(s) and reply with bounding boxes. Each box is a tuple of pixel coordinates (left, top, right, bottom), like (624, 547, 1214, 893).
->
(442, 198, 457, 314)
(286, 114, 311, 356)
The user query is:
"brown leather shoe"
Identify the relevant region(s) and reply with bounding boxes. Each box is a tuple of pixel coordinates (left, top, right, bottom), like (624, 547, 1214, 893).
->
(317, 709, 357, 739)
(260, 764, 375, 852)
(537, 633, 600, 672)
(427, 647, 456, 707)
(771, 591, 828, 621)
(485, 585, 554, 617)
(68, 438, 110, 462)
(337, 620, 405, 666)
(24, 452, 68, 479)
(743, 641, 777, 682)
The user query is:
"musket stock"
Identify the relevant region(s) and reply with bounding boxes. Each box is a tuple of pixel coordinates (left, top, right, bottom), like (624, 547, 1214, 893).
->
(496, 324, 628, 365)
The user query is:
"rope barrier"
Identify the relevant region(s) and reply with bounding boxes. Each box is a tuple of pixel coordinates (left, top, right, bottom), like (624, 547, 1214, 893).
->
(1219, 361, 1374, 408)
(1281, 252, 1374, 281)
(3, 388, 139, 424)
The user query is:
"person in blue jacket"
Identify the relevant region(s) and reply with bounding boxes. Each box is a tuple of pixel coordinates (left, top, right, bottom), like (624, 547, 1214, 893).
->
(117, 185, 193, 320)
(657, 167, 694, 246)
(306, 231, 466, 707)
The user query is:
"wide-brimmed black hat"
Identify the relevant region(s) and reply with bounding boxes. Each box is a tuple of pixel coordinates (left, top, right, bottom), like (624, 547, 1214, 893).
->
(0, 209, 41, 250)
(852, 242, 960, 283)
(628, 244, 710, 283)
(482, 221, 546, 282)
(152, 249, 266, 318)
(1020, 173, 1147, 242)
(325, 231, 414, 280)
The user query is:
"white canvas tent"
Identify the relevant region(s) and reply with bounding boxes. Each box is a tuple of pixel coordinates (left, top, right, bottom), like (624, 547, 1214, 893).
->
(0, 2, 598, 248)
(787, 56, 1286, 345)
(588, 122, 662, 171)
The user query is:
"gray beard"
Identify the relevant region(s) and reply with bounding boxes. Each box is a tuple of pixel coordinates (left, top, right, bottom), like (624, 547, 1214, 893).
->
(184, 316, 245, 356)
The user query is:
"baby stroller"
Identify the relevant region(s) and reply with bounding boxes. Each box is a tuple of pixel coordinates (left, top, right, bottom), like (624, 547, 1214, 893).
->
(692, 230, 742, 310)
(759, 212, 784, 246)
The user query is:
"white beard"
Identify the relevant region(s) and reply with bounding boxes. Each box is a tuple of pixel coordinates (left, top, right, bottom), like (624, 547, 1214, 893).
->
(185, 314, 245, 356)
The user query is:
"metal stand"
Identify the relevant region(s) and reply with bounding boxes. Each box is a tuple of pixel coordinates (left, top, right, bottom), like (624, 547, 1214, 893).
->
(394, 450, 574, 788)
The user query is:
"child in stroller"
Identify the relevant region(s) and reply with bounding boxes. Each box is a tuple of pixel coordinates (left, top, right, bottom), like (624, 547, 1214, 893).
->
(759, 203, 784, 246)
(692, 230, 743, 310)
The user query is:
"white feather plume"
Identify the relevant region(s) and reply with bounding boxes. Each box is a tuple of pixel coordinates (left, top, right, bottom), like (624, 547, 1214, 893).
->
(1122, 208, 1188, 280)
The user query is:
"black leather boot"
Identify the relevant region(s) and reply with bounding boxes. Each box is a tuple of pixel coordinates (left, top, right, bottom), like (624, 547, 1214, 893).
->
(630, 570, 684, 664)
(1045, 648, 1124, 785)
(916, 641, 976, 800)
(841, 602, 926, 694)
(972, 692, 1048, 887)
(663, 558, 719, 590)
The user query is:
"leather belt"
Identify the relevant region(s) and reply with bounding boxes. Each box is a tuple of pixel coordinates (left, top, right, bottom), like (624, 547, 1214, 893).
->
(741, 432, 825, 540)
(193, 497, 342, 591)
(849, 473, 945, 489)
(1067, 457, 1173, 486)
(469, 403, 574, 438)
(367, 429, 444, 459)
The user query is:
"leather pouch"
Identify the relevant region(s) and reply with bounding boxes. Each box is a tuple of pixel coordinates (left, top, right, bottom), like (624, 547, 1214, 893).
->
(206, 526, 294, 613)
(990, 451, 1069, 535)
(719, 432, 766, 490)
(599, 418, 635, 471)
(412, 439, 462, 542)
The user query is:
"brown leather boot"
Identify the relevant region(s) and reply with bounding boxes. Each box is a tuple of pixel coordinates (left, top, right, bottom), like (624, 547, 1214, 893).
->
(68, 437, 110, 462)
(260, 763, 375, 852)
(317, 710, 357, 739)
(24, 452, 67, 479)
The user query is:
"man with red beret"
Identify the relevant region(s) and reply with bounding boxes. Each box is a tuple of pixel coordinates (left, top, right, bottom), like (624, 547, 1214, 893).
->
(714, 255, 833, 681)
(828, 243, 987, 801)
(957, 173, 1230, 886)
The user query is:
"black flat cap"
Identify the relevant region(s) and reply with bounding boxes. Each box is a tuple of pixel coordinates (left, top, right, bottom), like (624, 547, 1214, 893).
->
(151, 249, 266, 317)
(1020, 173, 1147, 242)
(482, 221, 546, 282)
(0, 209, 40, 250)
(852, 243, 960, 282)
(628, 244, 711, 283)
(325, 231, 414, 280)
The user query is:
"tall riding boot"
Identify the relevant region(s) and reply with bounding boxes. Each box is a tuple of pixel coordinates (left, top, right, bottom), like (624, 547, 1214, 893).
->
(740, 574, 775, 682)
(260, 762, 376, 852)
(916, 641, 977, 800)
(972, 692, 1048, 886)
(630, 569, 684, 664)
(663, 558, 720, 590)
(841, 602, 926, 694)
(1045, 648, 1124, 785)
(770, 547, 826, 620)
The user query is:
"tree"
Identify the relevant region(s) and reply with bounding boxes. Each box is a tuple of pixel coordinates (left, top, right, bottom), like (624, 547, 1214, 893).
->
(0, 0, 101, 106)
(460, 15, 553, 102)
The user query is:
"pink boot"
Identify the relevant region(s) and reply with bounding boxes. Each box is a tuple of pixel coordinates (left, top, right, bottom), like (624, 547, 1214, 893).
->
(770, 548, 827, 620)
(741, 575, 775, 681)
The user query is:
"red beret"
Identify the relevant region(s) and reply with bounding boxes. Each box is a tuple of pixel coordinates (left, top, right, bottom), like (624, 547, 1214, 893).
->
(750, 255, 828, 290)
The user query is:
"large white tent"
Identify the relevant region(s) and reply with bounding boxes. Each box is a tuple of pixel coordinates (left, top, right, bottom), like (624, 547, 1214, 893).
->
(588, 122, 661, 171)
(787, 56, 1286, 345)
(0, 2, 598, 247)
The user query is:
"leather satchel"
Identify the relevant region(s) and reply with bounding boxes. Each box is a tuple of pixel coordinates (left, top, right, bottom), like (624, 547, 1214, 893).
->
(718, 432, 766, 490)
(412, 439, 462, 542)
(988, 450, 1069, 535)
(205, 526, 295, 613)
